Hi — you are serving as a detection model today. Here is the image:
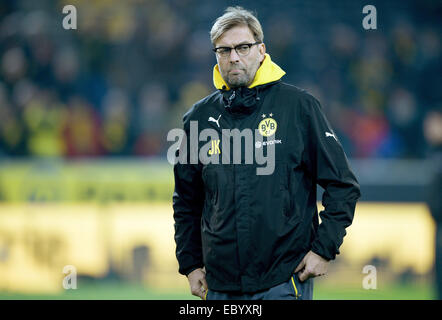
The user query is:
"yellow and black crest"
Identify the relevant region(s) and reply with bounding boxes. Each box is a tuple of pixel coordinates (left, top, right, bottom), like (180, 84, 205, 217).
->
(258, 114, 277, 137)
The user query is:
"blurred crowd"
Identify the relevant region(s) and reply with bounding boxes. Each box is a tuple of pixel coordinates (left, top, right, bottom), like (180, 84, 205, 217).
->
(0, 0, 440, 159)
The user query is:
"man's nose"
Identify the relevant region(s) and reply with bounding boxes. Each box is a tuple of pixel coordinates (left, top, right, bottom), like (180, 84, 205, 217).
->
(228, 48, 240, 62)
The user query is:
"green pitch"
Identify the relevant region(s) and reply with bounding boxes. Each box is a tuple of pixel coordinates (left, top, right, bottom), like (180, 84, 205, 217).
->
(0, 282, 435, 300)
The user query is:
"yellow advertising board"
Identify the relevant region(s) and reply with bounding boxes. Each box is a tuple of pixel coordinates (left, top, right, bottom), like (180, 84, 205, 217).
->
(0, 202, 435, 294)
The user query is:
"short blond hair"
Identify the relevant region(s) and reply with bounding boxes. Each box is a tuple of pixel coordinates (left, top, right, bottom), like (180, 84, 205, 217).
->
(210, 6, 264, 46)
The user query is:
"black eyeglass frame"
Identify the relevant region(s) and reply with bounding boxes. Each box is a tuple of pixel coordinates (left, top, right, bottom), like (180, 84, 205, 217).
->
(212, 42, 262, 57)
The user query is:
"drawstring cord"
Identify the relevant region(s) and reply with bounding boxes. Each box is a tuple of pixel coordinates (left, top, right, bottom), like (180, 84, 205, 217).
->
(255, 87, 260, 101)
(227, 90, 236, 107)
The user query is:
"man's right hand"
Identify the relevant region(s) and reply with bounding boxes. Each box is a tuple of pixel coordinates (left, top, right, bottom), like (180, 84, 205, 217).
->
(187, 268, 208, 299)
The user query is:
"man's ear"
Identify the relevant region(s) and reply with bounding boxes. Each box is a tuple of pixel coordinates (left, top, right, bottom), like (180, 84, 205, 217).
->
(259, 43, 266, 62)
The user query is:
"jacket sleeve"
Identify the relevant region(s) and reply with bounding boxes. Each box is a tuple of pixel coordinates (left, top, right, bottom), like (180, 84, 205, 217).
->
(301, 95, 361, 261)
(173, 115, 205, 276)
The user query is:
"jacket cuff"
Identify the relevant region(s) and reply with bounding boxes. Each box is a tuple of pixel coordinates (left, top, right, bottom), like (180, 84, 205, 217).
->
(311, 240, 335, 261)
(182, 264, 204, 277)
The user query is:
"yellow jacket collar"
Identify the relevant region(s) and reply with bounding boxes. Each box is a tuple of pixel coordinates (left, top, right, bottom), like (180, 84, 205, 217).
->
(213, 53, 286, 90)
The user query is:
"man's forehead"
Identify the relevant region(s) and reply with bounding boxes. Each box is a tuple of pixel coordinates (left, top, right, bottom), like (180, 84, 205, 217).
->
(216, 25, 255, 46)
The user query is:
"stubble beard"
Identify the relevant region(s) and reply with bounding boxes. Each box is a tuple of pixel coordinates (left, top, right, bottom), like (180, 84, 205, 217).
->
(223, 61, 260, 89)
(226, 74, 249, 88)
(222, 62, 251, 88)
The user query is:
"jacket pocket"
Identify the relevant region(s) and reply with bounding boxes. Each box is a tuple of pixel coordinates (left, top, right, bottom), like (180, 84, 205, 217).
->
(277, 162, 294, 221)
(290, 275, 301, 300)
(291, 273, 314, 300)
(202, 165, 217, 200)
(201, 164, 235, 229)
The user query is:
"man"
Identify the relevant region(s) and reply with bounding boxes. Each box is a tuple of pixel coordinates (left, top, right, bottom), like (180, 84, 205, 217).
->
(173, 6, 360, 300)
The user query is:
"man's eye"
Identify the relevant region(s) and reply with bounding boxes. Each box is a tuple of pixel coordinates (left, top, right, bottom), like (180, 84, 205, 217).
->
(218, 48, 230, 54)
(236, 45, 250, 53)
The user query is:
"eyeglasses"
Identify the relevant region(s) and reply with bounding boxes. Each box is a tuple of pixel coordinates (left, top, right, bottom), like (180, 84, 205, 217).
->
(213, 42, 261, 58)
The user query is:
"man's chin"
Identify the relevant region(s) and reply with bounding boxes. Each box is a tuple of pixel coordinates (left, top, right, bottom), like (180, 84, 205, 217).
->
(227, 77, 249, 88)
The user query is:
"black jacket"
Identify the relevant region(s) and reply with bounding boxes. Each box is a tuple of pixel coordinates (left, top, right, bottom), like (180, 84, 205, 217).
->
(173, 80, 361, 293)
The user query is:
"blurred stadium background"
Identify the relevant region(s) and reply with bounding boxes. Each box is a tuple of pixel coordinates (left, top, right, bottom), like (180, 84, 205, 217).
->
(0, 0, 441, 299)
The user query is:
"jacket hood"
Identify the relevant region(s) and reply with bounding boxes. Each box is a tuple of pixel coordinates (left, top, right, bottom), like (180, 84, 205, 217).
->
(213, 53, 286, 90)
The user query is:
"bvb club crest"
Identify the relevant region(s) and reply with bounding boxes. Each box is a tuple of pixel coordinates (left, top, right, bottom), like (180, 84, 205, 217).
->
(258, 114, 277, 137)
